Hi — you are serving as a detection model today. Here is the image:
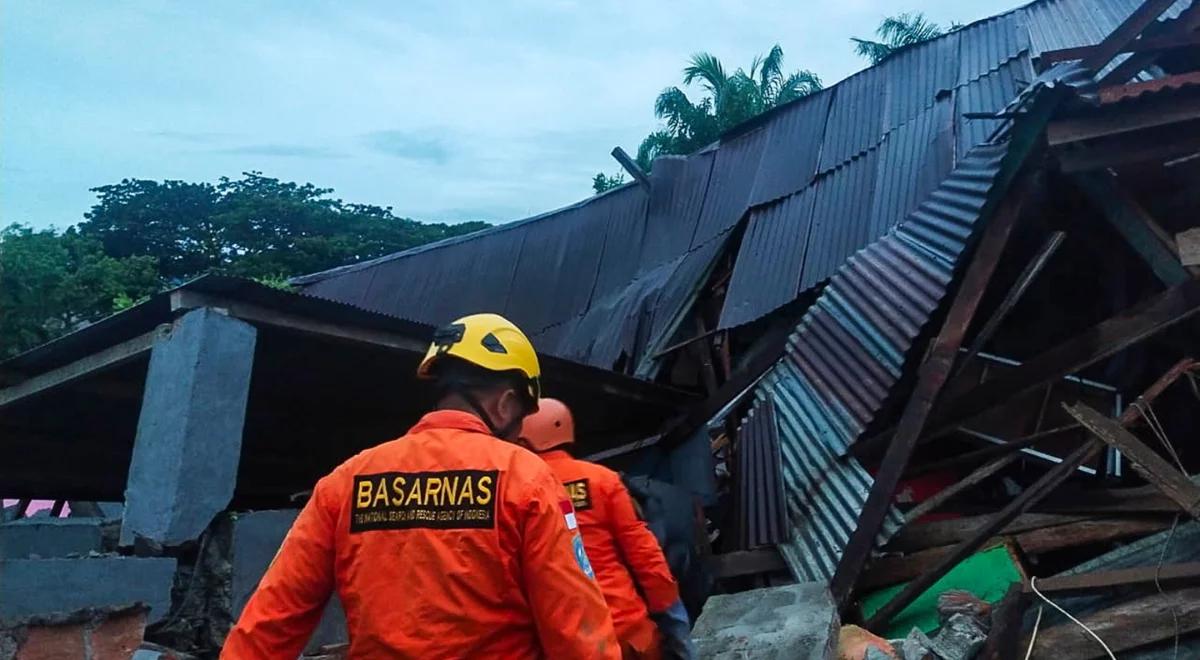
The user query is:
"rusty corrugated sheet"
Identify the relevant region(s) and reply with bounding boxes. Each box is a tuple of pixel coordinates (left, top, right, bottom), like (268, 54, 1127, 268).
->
(734, 397, 787, 550)
(749, 139, 1013, 582)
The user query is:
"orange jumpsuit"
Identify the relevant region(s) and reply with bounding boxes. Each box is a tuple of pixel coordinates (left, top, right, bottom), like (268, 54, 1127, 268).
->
(539, 450, 680, 659)
(223, 411, 619, 659)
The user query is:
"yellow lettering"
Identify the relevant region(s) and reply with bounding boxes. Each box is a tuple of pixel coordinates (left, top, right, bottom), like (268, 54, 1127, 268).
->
(372, 478, 390, 507)
(476, 475, 493, 505)
(458, 476, 475, 503)
(444, 476, 460, 505)
(356, 480, 373, 509)
(391, 476, 407, 505)
(425, 476, 442, 504)
(405, 479, 424, 506)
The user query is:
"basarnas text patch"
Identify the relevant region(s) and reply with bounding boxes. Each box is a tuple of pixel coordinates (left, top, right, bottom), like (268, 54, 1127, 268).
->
(351, 470, 498, 532)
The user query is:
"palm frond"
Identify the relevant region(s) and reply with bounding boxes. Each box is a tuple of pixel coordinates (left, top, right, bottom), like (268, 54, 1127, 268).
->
(759, 44, 785, 90)
(776, 70, 823, 104)
(852, 37, 895, 65)
(878, 12, 945, 47)
(683, 52, 728, 97)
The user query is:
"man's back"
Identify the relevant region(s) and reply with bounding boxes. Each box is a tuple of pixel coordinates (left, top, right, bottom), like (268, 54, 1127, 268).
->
(540, 451, 679, 639)
(224, 410, 618, 659)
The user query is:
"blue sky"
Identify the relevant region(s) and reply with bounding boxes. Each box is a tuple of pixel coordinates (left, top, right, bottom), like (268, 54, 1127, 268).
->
(2, 0, 1020, 230)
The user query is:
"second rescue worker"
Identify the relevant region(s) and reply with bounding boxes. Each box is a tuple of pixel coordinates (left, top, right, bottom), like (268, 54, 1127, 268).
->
(223, 314, 620, 658)
(521, 399, 696, 660)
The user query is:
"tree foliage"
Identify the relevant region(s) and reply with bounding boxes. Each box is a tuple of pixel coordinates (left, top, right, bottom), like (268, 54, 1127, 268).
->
(852, 12, 957, 65)
(593, 44, 821, 183)
(1, 224, 159, 354)
(592, 172, 626, 194)
(1, 173, 489, 357)
(80, 173, 487, 282)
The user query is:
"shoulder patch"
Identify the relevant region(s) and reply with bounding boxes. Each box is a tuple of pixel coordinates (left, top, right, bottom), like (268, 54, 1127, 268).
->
(350, 470, 499, 532)
(563, 478, 593, 512)
(572, 533, 595, 579)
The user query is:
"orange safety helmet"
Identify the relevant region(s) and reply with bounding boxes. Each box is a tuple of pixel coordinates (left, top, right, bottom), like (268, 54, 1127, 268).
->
(519, 398, 575, 453)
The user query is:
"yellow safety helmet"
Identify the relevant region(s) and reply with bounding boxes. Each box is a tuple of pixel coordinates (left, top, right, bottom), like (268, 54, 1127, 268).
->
(417, 313, 542, 402)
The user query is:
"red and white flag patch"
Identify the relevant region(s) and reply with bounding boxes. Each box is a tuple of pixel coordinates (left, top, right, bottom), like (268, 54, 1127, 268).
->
(559, 499, 578, 530)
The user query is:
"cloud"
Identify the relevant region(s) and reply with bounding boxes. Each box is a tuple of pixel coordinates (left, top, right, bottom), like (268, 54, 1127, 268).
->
(362, 130, 451, 164)
(219, 143, 346, 159)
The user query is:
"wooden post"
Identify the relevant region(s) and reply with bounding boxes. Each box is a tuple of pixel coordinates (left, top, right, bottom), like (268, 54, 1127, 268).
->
(864, 440, 1101, 630)
(611, 147, 651, 190)
(828, 174, 1036, 610)
(1072, 172, 1195, 286)
(1079, 0, 1180, 73)
(1065, 402, 1200, 519)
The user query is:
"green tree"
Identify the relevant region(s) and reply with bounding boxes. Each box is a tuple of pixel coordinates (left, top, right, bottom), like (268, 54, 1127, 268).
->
(852, 13, 957, 65)
(632, 45, 822, 171)
(80, 172, 488, 282)
(1, 224, 158, 356)
(592, 172, 626, 194)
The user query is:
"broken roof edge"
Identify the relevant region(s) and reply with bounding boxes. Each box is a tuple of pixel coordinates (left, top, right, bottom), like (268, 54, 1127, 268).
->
(0, 274, 697, 411)
(290, 178, 644, 286)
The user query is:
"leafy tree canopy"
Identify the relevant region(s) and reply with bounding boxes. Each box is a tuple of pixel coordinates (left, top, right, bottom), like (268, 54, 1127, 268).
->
(1, 172, 489, 357)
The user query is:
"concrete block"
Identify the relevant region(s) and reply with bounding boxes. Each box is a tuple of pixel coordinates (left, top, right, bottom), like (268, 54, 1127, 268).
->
(231, 510, 347, 651)
(0, 557, 177, 623)
(121, 308, 257, 547)
(693, 582, 838, 660)
(0, 518, 103, 559)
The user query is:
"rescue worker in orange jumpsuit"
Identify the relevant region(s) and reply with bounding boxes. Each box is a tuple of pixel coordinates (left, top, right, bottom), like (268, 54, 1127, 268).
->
(224, 314, 620, 659)
(520, 399, 696, 660)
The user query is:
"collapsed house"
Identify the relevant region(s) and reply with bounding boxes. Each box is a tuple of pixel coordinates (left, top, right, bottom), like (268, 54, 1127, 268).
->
(3, 0, 1200, 656)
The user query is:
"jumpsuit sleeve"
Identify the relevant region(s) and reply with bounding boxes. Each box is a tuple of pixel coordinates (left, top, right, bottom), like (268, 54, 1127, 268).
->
(221, 475, 339, 659)
(519, 469, 621, 660)
(607, 477, 680, 613)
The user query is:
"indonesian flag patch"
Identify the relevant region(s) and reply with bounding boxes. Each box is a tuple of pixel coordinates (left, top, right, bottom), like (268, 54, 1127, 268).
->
(559, 499, 578, 530)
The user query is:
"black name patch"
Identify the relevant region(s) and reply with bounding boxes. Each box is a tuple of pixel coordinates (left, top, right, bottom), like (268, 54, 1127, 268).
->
(350, 470, 498, 532)
(563, 478, 592, 512)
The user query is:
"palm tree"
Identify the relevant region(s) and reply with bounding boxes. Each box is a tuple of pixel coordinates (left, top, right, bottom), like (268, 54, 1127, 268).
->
(632, 45, 822, 171)
(852, 13, 956, 65)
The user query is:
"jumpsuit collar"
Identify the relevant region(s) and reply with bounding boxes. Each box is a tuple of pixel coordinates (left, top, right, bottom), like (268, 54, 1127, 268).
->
(409, 409, 493, 435)
(538, 449, 573, 462)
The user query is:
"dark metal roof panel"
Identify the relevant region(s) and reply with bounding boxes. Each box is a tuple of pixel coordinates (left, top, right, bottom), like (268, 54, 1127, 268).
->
(800, 148, 883, 291)
(642, 153, 715, 268)
(691, 128, 768, 247)
(718, 189, 815, 330)
(735, 397, 787, 550)
(504, 205, 607, 333)
(956, 11, 1029, 87)
(593, 189, 652, 300)
(817, 67, 889, 173)
(869, 96, 956, 242)
(879, 29, 962, 135)
(954, 55, 1036, 160)
(748, 91, 833, 206)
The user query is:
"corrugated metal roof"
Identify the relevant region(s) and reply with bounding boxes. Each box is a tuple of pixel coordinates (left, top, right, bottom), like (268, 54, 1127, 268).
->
(735, 397, 788, 550)
(719, 189, 815, 330)
(295, 0, 1165, 372)
(755, 359, 906, 582)
(1022, 0, 1191, 57)
(748, 91, 832, 207)
(744, 139, 1014, 582)
(691, 127, 768, 247)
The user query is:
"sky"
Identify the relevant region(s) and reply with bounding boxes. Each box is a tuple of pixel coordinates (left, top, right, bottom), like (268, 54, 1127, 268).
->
(2, 0, 1022, 230)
